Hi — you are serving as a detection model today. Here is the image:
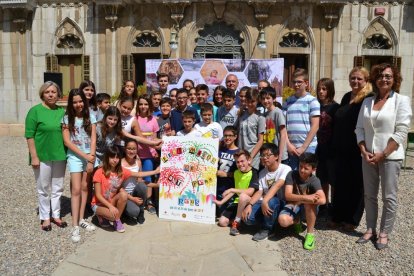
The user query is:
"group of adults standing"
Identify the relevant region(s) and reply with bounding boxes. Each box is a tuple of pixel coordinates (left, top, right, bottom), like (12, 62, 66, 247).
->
(324, 64, 411, 250)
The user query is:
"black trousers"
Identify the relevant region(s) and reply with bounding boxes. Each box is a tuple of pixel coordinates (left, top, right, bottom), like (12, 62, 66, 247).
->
(331, 155, 365, 226)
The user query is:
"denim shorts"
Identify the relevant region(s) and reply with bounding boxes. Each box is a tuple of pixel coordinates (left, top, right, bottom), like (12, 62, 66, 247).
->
(91, 204, 98, 213)
(279, 204, 302, 218)
(67, 154, 87, 173)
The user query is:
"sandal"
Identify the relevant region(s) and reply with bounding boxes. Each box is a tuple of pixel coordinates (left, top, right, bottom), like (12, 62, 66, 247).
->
(376, 233, 389, 250)
(51, 218, 68, 228)
(356, 230, 376, 244)
(41, 220, 52, 231)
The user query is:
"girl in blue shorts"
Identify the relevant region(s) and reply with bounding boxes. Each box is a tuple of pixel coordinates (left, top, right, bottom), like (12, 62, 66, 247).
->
(62, 89, 97, 242)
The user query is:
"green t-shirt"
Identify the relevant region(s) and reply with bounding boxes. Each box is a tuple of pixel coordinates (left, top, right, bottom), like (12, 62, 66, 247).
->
(233, 168, 259, 203)
(25, 103, 66, 162)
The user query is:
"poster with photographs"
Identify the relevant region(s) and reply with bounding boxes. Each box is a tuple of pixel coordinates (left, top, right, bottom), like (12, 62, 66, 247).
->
(158, 136, 219, 224)
(145, 59, 284, 98)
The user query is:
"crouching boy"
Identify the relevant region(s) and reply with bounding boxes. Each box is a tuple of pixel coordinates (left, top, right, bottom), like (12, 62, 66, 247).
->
(239, 143, 292, 241)
(278, 153, 326, 251)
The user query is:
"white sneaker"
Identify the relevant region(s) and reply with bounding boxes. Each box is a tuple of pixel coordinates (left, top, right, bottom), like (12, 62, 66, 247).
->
(80, 219, 96, 231)
(71, 226, 81, 243)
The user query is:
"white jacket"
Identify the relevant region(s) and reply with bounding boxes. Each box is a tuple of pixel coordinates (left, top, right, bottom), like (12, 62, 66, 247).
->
(355, 91, 412, 160)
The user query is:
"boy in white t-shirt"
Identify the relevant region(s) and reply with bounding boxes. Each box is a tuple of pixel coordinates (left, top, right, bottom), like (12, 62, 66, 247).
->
(195, 103, 223, 140)
(176, 110, 202, 137)
(240, 143, 292, 241)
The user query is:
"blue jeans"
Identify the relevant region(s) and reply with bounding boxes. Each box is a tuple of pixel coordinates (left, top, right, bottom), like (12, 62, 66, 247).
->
(287, 154, 299, 171)
(245, 197, 284, 230)
(141, 158, 154, 183)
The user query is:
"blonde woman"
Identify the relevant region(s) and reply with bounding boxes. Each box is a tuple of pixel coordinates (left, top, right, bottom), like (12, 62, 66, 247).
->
(330, 67, 373, 231)
(25, 82, 67, 231)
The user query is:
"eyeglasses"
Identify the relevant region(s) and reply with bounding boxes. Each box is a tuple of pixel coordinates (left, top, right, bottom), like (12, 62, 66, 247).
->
(223, 134, 235, 138)
(377, 74, 393, 80)
(260, 153, 274, 159)
(293, 80, 305, 85)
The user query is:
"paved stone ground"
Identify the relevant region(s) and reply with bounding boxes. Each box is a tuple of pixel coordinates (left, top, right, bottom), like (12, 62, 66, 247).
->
(3, 136, 414, 276)
(53, 215, 287, 276)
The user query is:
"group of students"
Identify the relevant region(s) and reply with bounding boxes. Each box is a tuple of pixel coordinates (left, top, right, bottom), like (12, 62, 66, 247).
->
(27, 64, 408, 251)
(25, 69, 326, 249)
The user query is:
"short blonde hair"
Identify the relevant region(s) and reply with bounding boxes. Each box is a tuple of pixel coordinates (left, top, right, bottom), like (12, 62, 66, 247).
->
(38, 81, 62, 100)
(348, 67, 372, 104)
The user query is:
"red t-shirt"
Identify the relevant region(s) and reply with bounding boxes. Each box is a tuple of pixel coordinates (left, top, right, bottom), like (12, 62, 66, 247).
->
(92, 168, 131, 205)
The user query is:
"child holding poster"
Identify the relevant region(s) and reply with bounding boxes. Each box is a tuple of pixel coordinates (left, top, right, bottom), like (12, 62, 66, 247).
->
(136, 95, 159, 214)
(176, 110, 202, 137)
(194, 103, 223, 140)
(92, 146, 160, 231)
(214, 149, 259, 230)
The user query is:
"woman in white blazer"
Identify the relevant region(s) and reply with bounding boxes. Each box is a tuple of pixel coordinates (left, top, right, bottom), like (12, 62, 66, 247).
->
(355, 63, 412, 250)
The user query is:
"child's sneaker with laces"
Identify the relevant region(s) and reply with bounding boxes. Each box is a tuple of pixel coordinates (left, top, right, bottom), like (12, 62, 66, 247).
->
(252, 229, 274, 241)
(114, 219, 125, 233)
(229, 220, 240, 236)
(71, 226, 81, 243)
(97, 215, 111, 228)
(80, 219, 96, 231)
(304, 233, 316, 251)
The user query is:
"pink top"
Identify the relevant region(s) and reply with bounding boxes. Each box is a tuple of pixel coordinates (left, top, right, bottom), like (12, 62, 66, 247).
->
(137, 115, 159, 159)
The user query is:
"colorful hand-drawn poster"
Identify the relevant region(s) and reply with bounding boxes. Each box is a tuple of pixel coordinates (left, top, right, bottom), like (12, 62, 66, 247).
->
(145, 58, 284, 100)
(158, 136, 219, 224)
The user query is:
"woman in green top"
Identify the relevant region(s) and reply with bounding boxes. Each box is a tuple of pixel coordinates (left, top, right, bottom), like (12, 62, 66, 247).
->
(25, 81, 67, 231)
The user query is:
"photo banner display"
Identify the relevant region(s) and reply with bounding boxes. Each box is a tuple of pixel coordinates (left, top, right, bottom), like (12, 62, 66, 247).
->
(158, 136, 219, 224)
(145, 58, 284, 98)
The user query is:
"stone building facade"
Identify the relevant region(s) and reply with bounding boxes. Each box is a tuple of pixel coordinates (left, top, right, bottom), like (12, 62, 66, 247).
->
(0, 0, 413, 129)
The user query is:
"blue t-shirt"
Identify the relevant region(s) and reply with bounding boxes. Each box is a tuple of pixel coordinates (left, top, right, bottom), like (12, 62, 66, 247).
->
(62, 113, 97, 157)
(170, 106, 200, 132)
(283, 93, 320, 153)
(192, 103, 219, 122)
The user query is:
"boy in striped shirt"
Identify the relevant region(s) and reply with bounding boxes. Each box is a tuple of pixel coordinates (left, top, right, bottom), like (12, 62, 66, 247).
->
(283, 68, 320, 170)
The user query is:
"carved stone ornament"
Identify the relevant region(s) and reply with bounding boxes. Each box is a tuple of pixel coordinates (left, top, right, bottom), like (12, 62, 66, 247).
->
(279, 32, 309, 48)
(133, 32, 161, 47)
(57, 33, 83, 49)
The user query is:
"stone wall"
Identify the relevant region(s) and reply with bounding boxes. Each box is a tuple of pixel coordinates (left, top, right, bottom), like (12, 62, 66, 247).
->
(0, 1, 412, 127)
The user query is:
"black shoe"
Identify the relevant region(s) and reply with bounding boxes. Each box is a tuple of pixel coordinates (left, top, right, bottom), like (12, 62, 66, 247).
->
(356, 232, 376, 244)
(137, 209, 145, 224)
(376, 233, 389, 250)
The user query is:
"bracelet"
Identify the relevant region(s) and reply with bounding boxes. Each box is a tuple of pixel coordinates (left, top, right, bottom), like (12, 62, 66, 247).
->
(383, 151, 389, 158)
(88, 160, 94, 164)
